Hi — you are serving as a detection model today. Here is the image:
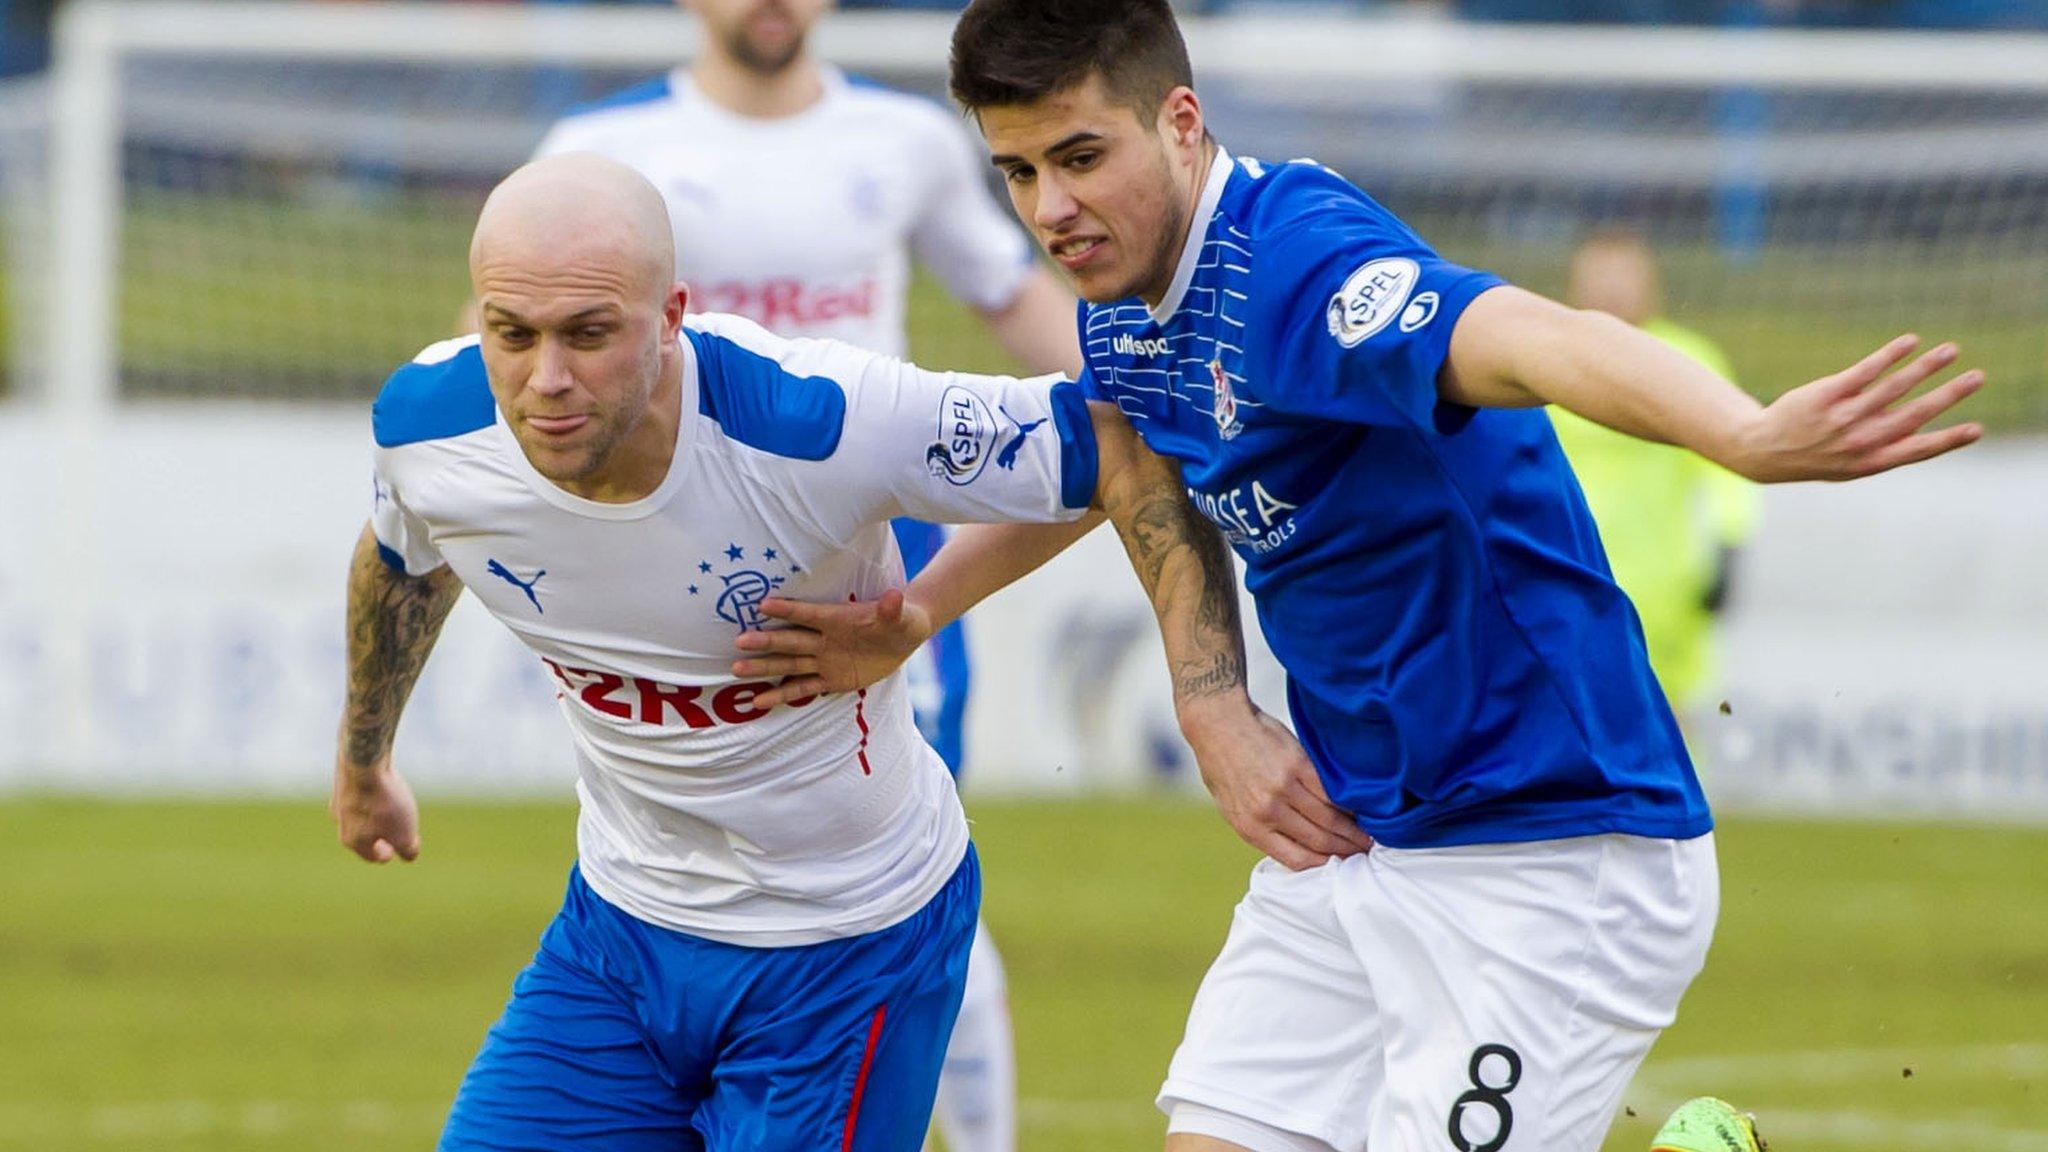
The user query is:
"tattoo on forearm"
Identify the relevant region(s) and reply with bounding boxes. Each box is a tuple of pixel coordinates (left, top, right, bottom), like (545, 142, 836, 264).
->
(341, 531, 461, 767)
(1108, 461, 1248, 705)
(1170, 516, 1248, 702)
(1175, 649, 1244, 699)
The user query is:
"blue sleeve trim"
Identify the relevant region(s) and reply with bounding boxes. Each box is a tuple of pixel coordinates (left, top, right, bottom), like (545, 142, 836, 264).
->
(1439, 270, 1509, 329)
(375, 541, 409, 576)
(562, 74, 673, 119)
(686, 328, 847, 462)
(372, 344, 496, 448)
(1048, 380, 1098, 511)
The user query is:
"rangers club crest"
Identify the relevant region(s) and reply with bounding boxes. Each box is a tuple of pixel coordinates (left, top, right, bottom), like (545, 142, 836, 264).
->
(1210, 359, 1243, 441)
(687, 543, 800, 633)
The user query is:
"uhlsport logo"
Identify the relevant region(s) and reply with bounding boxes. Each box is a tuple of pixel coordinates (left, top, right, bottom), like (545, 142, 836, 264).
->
(1210, 360, 1243, 441)
(1113, 332, 1173, 357)
(1399, 291, 1441, 334)
(1326, 257, 1420, 348)
(926, 385, 997, 486)
(686, 543, 799, 633)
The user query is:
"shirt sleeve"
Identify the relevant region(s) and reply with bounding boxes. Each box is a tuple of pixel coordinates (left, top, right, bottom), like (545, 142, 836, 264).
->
(369, 458, 446, 577)
(1076, 363, 1110, 404)
(1245, 208, 1504, 429)
(831, 355, 1098, 526)
(908, 112, 1037, 313)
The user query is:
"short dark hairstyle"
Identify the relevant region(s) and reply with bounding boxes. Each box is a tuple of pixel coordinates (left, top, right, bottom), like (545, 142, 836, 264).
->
(949, 0, 1195, 120)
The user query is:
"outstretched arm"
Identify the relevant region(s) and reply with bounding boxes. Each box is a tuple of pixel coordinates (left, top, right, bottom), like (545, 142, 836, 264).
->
(1441, 287, 1984, 481)
(332, 522, 462, 864)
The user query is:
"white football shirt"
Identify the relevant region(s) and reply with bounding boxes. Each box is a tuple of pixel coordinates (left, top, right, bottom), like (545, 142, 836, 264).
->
(533, 67, 1034, 357)
(370, 314, 1095, 945)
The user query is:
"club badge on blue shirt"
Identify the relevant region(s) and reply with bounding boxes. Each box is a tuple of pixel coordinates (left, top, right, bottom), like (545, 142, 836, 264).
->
(1211, 359, 1243, 441)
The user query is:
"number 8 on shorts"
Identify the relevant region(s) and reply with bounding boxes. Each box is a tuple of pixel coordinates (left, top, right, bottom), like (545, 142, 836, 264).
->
(1446, 1044, 1522, 1152)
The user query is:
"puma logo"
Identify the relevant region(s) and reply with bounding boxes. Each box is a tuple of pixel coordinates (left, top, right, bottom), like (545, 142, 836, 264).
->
(996, 404, 1049, 472)
(486, 559, 546, 613)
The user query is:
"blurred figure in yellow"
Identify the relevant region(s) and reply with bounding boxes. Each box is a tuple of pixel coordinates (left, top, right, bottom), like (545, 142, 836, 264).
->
(1551, 229, 1759, 713)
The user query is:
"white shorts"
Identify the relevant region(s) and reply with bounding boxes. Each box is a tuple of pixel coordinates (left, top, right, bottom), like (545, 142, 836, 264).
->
(1159, 833, 1718, 1152)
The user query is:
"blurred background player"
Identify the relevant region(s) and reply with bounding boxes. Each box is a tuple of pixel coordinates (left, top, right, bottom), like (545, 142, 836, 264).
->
(1549, 229, 1760, 717)
(529, 4, 1084, 1149)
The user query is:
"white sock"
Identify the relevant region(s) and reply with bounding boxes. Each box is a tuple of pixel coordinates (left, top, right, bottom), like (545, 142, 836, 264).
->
(933, 919, 1016, 1152)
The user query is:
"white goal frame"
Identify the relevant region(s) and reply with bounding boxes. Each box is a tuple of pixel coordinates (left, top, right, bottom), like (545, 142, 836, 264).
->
(46, 0, 2048, 422)
(29, 0, 2048, 779)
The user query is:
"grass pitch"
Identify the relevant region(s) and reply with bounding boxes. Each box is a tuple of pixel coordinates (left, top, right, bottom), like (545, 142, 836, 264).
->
(1, 796, 2045, 1151)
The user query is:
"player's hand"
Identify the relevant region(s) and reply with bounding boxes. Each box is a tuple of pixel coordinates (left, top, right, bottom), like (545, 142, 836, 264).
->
(330, 757, 421, 864)
(1733, 335, 1984, 483)
(733, 589, 934, 708)
(1181, 697, 1375, 871)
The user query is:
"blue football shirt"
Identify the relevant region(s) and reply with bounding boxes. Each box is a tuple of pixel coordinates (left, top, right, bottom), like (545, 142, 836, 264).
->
(1079, 151, 1711, 849)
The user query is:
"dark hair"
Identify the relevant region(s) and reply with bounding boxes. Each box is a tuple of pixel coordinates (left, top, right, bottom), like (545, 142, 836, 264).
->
(949, 0, 1194, 119)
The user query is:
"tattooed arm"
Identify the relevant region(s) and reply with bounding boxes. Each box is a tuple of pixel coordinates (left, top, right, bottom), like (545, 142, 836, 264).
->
(1091, 410, 1373, 869)
(331, 522, 463, 864)
(1088, 408, 1246, 718)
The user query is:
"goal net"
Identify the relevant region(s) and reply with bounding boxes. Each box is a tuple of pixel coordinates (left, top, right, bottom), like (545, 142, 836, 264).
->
(5, 1, 2046, 807)
(15, 4, 2048, 416)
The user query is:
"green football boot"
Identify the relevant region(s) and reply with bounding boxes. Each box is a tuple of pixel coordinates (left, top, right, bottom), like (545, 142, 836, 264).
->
(1649, 1096, 1768, 1152)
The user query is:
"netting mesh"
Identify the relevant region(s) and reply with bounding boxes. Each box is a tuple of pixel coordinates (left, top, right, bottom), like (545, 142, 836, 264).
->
(108, 59, 550, 401)
(1211, 75, 2048, 425)
(10, 41, 2048, 425)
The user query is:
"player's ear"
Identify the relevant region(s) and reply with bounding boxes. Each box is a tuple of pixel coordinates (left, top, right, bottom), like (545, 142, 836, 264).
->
(664, 281, 689, 339)
(1159, 86, 1204, 155)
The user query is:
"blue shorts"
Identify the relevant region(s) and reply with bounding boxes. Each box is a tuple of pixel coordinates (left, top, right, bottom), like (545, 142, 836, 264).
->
(439, 848, 980, 1152)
